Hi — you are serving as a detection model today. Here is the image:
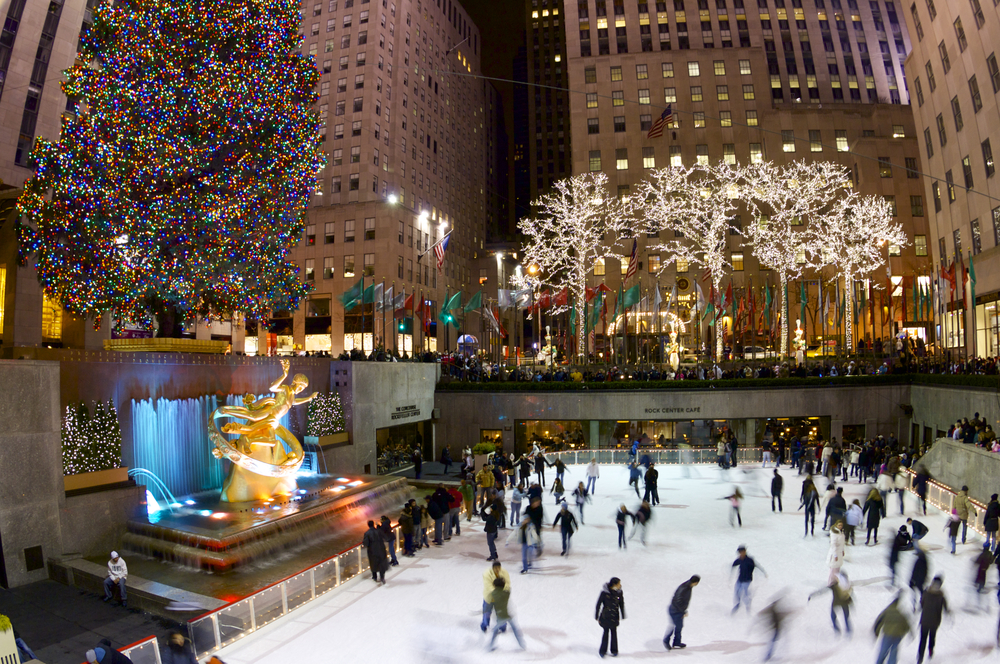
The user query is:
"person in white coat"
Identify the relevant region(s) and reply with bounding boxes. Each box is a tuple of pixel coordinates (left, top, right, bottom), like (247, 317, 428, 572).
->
(103, 551, 128, 607)
(893, 472, 908, 515)
(876, 471, 894, 506)
(585, 458, 599, 495)
(827, 522, 846, 584)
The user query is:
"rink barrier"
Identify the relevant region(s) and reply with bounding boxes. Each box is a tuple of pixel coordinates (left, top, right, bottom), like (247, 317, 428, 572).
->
(76, 636, 162, 664)
(185, 526, 403, 659)
(543, 447, 763, 466)
(900, 468, 988, 537)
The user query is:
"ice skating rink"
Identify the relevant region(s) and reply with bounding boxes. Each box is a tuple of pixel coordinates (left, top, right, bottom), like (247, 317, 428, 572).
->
(215, 463, 999, 663)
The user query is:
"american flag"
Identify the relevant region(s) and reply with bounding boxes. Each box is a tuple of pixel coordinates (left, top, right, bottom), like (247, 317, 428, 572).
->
(646, 105, 673, 139)
(625, 238, 638, 282)
(433, 233, 451, 271)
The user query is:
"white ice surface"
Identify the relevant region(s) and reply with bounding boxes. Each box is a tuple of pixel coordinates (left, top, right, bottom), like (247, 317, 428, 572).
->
(215, 464, 999, 663)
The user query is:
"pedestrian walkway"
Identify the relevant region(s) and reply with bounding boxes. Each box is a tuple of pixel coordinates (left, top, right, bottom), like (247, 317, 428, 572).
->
(0, 580, 180, 664)
(389, 460, 465, 484)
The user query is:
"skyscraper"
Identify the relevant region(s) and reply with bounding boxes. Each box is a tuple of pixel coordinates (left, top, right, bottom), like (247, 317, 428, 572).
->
(902, 0, 1000, 358)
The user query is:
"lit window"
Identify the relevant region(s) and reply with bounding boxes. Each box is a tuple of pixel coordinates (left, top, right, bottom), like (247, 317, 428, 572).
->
(915, 235, 927, 256)
(670, 145, 682, 166)
(616, 148, 629, 170)
(742, 84, 755, 99)
(739, 59, 751, 75)
(688, 62, 701, 77)
(662, 63, 674, 78)
(612, 91, 625, 106)
(723, 144, 736, 165)
(746, 110, 758, 126)
(639, 89, 651, 104)
(648, 255, 661, 272)
(750, 143, 763, 163)
(892, 125, 906, 138)
(879, 157, 892, 178)
(720, 111, 732, 127)
(732, 252, 744, 271)
(690, 86, 703, 101)
(636, 64, 649, 79)
(664, 87, 677, 103)
(836, 130, 849, 151)
(782, 130, 796, 152)
(587, 93, 598, 108)
(696, 144, 709, 165)
(694, 112, 705, 128)
(714, 61, 726, 76)
(589, 150, 602, 171)
(642, 146, 655, 169)
(676, 259, 689, 273)
(611, 66, 623, 81)
(810, 130, 822, 152)
(594, 257, 606, 276)
(717, 85, 729, 100)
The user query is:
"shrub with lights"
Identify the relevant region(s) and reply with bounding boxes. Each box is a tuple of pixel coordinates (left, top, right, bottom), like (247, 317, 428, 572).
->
(62, 400, 123, 475)
(16, 0, 326, 334)
(306, 393, 346, 437)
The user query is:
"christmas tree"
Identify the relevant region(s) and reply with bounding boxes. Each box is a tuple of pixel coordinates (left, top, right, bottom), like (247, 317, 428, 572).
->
(62, 400, 122, 474)
(307, 393, 346, 437)
(16, 0, 326, 332)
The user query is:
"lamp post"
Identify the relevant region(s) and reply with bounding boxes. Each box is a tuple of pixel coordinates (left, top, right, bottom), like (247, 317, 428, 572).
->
(527, 262, 540, 368)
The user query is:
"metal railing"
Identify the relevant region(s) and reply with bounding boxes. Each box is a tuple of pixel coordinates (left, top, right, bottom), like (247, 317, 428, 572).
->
(542, 447, 763, 466)
(901, 467, 988, 537)
(187, 527, 401, 659)
(121, 636, 161, 664)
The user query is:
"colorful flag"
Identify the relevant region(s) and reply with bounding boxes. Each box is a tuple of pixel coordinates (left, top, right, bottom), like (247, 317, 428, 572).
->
(624, 283, 641, 309)
(653, 285, 663, 312)
(586, 292, 603, 333)
(569, 304, 577, 337)
(553, 287, 569, 307)
(646, 104, 674, 139)
(339, 277, 364, 310)
(378, 286, 393, 312)
(498, 289, 514, 309)
(444, 291, 463, 312)
(969, 252, 977, 310)
(433, 233, 451, 271)
(625, 238, 639, 282)
(394, 290, 409, 318)
(799, 281, 807, 324)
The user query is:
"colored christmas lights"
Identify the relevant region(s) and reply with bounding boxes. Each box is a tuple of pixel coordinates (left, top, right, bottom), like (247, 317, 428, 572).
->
(16, 0, 326, 327)
(306, 392, 346, 437)
(62, 400, 123, 475)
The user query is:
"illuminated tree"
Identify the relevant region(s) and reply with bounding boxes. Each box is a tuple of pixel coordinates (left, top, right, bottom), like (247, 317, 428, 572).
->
(307, 392, 346, 436)
(16, 0, 326, 334)
(517, 172, 629, 358)
(742, 161, 852, 357)
(636, 163, 747, 362)
(816, 194, 907, 351)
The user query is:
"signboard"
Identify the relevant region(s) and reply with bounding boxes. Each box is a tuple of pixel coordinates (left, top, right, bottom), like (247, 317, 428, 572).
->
(391, 404, 421, 421)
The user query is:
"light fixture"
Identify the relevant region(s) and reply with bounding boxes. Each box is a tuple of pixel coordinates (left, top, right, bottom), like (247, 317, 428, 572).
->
(387, 193, 399, 205)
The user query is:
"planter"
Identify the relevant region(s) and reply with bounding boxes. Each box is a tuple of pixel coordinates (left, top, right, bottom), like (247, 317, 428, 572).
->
(103, 338, 229, 354)
(317, 432, 351, 448)
(64, 467, 130, 492)
(0, 627, 17, 664)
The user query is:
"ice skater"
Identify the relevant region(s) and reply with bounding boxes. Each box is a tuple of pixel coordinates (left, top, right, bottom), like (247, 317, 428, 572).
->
(873, 595, 910, 664)
(572, 481, 591, 525)
(917, 576, 948, 664)
(889, 526, 913, 586)
(362, 520, 388, 585)
(629, 500, 652, 545)
(908, 545, 929, 611)
(585, 457, 599, 494)
(507, 515, 540, 574)
(615, 504, 634, 549)
(863, 488, 885, 545)
(759, 597, 790, 661)
(643, 463, 660, 505)
(664, 575, 700, 650)
(510, 483, 524, 526)
(486, 577, 526, 651)
(808, 571, 853, 634)
(628, 462, 642, 499)
(552, 501, 578, 556)
(480, 561, 510, 632)
(844, 499, 862, 545)
(907, 517, 929, 544)
(770, 469, 783, 512)
(973, 543, 994, 608)
(799, 477, 819, 536)
(826, 521, 846, 584)
(595, 577, 626, 658)
(550, 476, 565, 505)
(731, 545, 766, 614)
(723, 487, 744, 527)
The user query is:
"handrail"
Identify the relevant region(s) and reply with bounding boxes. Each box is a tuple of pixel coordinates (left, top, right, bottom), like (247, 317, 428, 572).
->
(901, 467, 988, 537)
(79, 635, 161, 664)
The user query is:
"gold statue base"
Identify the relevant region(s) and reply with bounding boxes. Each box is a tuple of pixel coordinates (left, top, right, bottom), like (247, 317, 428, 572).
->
(221, 465, 298, 503)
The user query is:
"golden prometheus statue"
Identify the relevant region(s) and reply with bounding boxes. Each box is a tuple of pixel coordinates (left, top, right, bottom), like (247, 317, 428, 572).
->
(210, 359, 317, 502)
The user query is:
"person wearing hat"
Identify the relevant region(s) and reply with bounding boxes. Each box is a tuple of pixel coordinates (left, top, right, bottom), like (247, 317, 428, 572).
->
(86, 638, 133, 664)
(595, 577, 625, 657)
(731, 545, 767, 614)
(103, 551, 128, 607)
(160, 631, 198, 664)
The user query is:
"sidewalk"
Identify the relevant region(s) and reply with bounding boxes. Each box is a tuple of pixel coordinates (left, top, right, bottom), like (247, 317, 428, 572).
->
(388, 460, 466, 485)
(0, 580, 180, 664)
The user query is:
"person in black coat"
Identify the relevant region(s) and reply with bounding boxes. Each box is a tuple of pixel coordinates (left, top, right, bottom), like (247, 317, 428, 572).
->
(484, 505, 500, 561)
(362, 520, 389, 584)
(908, 546, 929, 610)
(412, 447, 423, 479)
(615, 504, 635, 549)
(379, 515, 399, 566)
(552, 503, 578, 555)
(863, 489, 885, 545)
(534, 453, 547, 486)
(664, 575, 700, 650)
(889, 526, 913, 585)
(595, 577, 626, 657)
(524, 497, 544, 537)
(85, 639, 134, 664)
(159, 632, 198, 664)
(984, 494, 1000, 551)
(518, 455, 532, 485)
(424, 496, 444, 546)
(913, 467, 931, 515)
(827, 487, 847, 526)
(643, 463, 660, 505)
(771, 469, 783, 512)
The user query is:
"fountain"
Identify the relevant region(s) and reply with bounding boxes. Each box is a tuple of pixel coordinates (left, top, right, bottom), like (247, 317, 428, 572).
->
(121, 361, 410, 574)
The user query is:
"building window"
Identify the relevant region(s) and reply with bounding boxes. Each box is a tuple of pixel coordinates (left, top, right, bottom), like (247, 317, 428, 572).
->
(911, 195, 924, 216)
(914, 235, 927, 256)
(585, 67, 597, 83)
(885, 195, 897, 216)
(732, 252, 744, 271)
(324, 256, 335, 279)
(717, 85, 729, 100)
(332, 176, 342, 193)
(648, 254, 661, 272)
(344, 255, 356, 278)
(620, 255, 630, 276)
(969, 76, 983, 113)
(612, 90, 624, 106)
(951, 97, 963, 132)
(809, 130, 822, 152)
(723, 144, 736, 164)
(325, 222, 336, 244)
(693, 112, 705, 128)
(636, 64, 648, 79)
(611, 66, 623, 81)
(363, 253, 374, 276)
(953, 228, 962, 256)
(993, 207, 1000, 246)
(664, 87, 677, 103)
(690, 86, 703, 101)
(696, 144, 709, 165)
(688, 62, 701, 77)
(594, 257, 606, 276)
(946, 170, 956, 202)
(834, 130, 848, 152)
(739, 60, 751, 75)
(640, 114, 652, 131)
(589, 150, 602, 171)
(720, 111, 732, 127)
(782, 130, 796, 152)
(407, 259, 413, 281)
(970, 0, 985, 28)
(714, 60, 726, 76)
(588, 118, 600, 134)
(924, 128, 934, 157)
(642, 146, 655, 169)
(364, 217, 375, 240)
(587, 93, 598, 108)
(914, 77, 924, 106)
(676, 259, 689, 273)
(614, 116, 626, 132)
(989, 53, 1000, 93)
(746, 110, 758, 127)
(742, 84, 755, 99)
(662, 63, 674, 78)
(936, 114, 947, 147)
(954, 17, 967, 52)
(670, 145, 683, 166)
(305, 258, 315, 281)
(939, 41, 950, 74)
(984, 139, 995, 178)
(932, 182, 941, 211)
(906, 157, 920, 178)
(879, 158, 892, 178)
(397, 221, 404, 244)
(397, 256, 404, 279)
(971, 218, 982, 254)
(925, 61, 936, 91)
(963, 156, 974, 189)
(616, 148, 629, 170)
(638, 89, 651, 104)
(750, 143, 763, 163)
(344, 219, 356, 241)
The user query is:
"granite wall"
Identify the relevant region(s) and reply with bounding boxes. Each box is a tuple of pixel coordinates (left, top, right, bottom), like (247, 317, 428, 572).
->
(0, 360, 63, 587)
(60, 485, 145, 559)
(909, 383, 1000, 445)
(916, 438, 1000, 505)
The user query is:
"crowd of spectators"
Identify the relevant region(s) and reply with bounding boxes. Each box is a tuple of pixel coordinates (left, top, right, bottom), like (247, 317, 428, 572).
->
(949, 413, 999, 452)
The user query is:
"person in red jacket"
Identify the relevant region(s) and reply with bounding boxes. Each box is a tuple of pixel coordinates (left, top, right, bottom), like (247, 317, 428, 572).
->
(447, 486, 464, 538)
